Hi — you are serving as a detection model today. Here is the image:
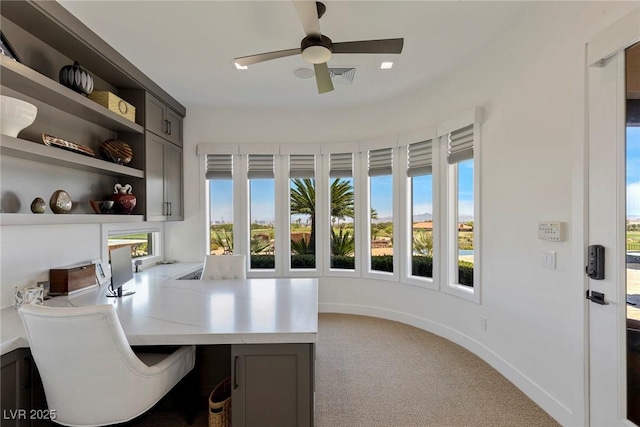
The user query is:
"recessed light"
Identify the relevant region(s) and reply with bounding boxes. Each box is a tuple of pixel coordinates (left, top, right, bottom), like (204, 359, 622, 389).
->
(380, 61, 394, 70)
(234, 62, 248, 70)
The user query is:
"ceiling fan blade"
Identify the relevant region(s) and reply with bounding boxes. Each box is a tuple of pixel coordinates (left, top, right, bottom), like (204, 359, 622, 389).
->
(314, 62, 333, 94)
(234, 48, 300, 67)
(293, 0, 321, 37)
(332, 38, 404, 54)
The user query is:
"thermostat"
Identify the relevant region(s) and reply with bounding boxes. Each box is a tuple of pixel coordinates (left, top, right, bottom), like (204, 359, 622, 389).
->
(538, 221, 564, 242)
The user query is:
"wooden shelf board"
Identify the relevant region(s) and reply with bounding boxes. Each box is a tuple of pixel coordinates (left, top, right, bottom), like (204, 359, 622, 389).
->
(0, 136, 144, 178)
(0, 213, 144, 226)
(0, 57, 144, 134)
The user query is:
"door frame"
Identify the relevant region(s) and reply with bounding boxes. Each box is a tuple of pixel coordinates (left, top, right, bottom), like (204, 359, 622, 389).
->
(582, 7, 640, 426)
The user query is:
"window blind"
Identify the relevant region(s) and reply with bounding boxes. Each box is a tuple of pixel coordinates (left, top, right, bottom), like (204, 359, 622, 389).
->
(407, 140, 433, 177)
(205, 154, 233, 179)
(330, 153, 353, 177)
(289, 154, 315, 178)
(368, 148, 393, 177)
(247, 154, 274, 179)
(447, 124, 474, 164)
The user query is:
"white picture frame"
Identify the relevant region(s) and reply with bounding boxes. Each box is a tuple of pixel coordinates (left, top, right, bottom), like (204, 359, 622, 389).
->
(91, 259, 110, 286)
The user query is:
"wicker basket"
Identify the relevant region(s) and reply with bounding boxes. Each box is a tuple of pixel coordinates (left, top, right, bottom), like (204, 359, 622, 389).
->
(87, 91, 136, 122)
(209, 376, 231, 427)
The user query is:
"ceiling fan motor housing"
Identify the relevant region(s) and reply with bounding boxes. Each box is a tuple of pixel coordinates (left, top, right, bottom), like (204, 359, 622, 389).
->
(301, 35, 333, 64)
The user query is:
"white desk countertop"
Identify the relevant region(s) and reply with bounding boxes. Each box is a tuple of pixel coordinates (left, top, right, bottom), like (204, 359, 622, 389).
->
(1, 263, 318, 356)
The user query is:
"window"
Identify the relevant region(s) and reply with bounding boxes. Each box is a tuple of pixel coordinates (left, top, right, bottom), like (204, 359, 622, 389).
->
(107, 233, 154, 259)
(368, 148, 394, 273)
(206, 154, 233, 255)
(447, 125, 475, 288)
(248, 154, 275, 270)
(407, 140, 434, 279)
(329, 153, 355, 270)
(289, 154, 316, 270)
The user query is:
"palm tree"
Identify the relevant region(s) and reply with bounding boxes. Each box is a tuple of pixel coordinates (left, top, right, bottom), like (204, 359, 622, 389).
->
(331, 228, 355, 257)
(412, 230, 433, 256)
(290, 178, 355, 254)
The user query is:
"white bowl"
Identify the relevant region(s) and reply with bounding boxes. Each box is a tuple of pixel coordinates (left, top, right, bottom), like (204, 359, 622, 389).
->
(1, 95, 37, 138)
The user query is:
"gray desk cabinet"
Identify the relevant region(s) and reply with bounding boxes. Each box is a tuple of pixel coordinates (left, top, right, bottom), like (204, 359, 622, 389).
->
(231, 343, 314, 427)
(1, 348, 31, 427)
(146, 93, 183, 147)
(145, 132, 183, 221)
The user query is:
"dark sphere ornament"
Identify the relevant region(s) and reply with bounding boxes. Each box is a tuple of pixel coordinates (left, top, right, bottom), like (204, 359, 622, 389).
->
(59, 61, 94, 96)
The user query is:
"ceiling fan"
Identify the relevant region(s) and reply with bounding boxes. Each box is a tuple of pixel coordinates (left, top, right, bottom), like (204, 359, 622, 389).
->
(233, 1, 404, 94)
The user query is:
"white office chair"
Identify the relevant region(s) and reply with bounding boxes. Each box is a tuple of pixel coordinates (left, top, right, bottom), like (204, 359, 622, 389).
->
(201, 254, 247, 280)
(18, 304, 196, 427)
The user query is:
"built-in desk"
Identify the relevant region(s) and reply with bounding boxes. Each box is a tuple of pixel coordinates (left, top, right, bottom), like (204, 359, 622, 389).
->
(1, 268, 318, 427)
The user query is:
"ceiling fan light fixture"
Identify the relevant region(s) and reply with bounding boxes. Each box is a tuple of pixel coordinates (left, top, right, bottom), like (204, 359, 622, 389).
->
(234, 62, 248, 70)
(301, 35, 333, 64)
(302, 45, 331, 64)
(380, 61, 394, 69)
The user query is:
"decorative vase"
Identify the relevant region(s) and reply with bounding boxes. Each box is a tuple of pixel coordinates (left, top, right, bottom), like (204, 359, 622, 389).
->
(0, 96, 37, 137)
(100, 139, 133, 165)
(30, 197, 47, 214)
(111, 183, 136, 215)
(59, 61, 94, 96)
(49, 190, 72, 214)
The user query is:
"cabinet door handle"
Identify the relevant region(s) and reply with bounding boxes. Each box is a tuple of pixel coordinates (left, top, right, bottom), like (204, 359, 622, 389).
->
(168, 202, 172, 216)
(164, 201, 169, 216)
(167, 120, 172, 135)
(233, 356, 240, 389)
(163, 119, 169, 134)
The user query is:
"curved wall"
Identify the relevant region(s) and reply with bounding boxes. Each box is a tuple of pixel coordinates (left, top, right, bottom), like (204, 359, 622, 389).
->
(168, 3, 637, 425)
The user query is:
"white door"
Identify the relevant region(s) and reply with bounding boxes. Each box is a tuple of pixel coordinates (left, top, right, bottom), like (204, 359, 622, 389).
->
(587, 10, 640, 425)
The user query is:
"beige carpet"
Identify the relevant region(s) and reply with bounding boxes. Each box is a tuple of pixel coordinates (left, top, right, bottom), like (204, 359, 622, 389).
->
(315, 314, 558, 427)
(134, 313, 558, 426)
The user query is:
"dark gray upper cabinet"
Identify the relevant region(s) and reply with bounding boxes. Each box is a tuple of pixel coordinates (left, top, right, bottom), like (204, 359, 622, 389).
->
(146, 93, 183, 147)
(145, 132, 183, 221)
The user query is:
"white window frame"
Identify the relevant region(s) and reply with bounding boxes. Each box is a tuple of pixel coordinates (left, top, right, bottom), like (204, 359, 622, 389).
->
(246, 154, 281, 277)
(323, 149, 361, 277)
(101, 223, 162, 269)
(437, 109, 482, 303)
(401, 142, 438, 290)
(362, 144, 400, 283)
(286, 154, 321, 276)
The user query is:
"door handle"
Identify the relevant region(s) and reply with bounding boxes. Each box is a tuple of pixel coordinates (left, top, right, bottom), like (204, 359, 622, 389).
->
(233, 356, 239, 389)
(168, 202, 172, 216)
(586, 290, 609, 305)
(168, 120, 172, 135)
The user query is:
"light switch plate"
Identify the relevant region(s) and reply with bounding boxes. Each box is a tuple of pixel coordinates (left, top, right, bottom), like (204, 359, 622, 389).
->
(538, 221, 564, 242)
(541, 251, 557, 269)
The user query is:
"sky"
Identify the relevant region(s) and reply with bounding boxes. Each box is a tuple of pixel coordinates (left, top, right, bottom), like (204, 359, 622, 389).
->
(627, 127, 640, 217)
(209, 159, 475, 223)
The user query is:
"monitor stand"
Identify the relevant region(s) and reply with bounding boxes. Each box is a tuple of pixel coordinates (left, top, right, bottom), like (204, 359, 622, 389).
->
(106, 287, 136, 298)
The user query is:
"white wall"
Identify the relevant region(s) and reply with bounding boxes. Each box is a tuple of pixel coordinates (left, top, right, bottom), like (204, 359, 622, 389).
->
(166, 3, 637, 425)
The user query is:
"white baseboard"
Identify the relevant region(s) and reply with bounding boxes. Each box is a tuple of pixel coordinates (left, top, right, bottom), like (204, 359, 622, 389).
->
(319, 302, 574, 426)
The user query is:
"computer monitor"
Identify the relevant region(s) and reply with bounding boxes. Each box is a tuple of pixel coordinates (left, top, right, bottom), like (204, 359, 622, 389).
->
(107, 246, 135, 298)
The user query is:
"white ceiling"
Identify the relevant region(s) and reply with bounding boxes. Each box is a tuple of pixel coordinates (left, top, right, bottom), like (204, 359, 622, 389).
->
(58, 1, 537, 109)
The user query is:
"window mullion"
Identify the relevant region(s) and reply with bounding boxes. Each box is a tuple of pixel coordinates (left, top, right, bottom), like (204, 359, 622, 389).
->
(393, 146, 403, 280)
(315, 156, 326, 274)
(235, 154, 249, 258)
(275, 155, 286, 276)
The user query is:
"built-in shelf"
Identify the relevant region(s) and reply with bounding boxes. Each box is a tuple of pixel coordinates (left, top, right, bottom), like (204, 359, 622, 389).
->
(0, 136, 144, 179)
(0, 57, 144, 134)
(0, 213, 144, 226)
